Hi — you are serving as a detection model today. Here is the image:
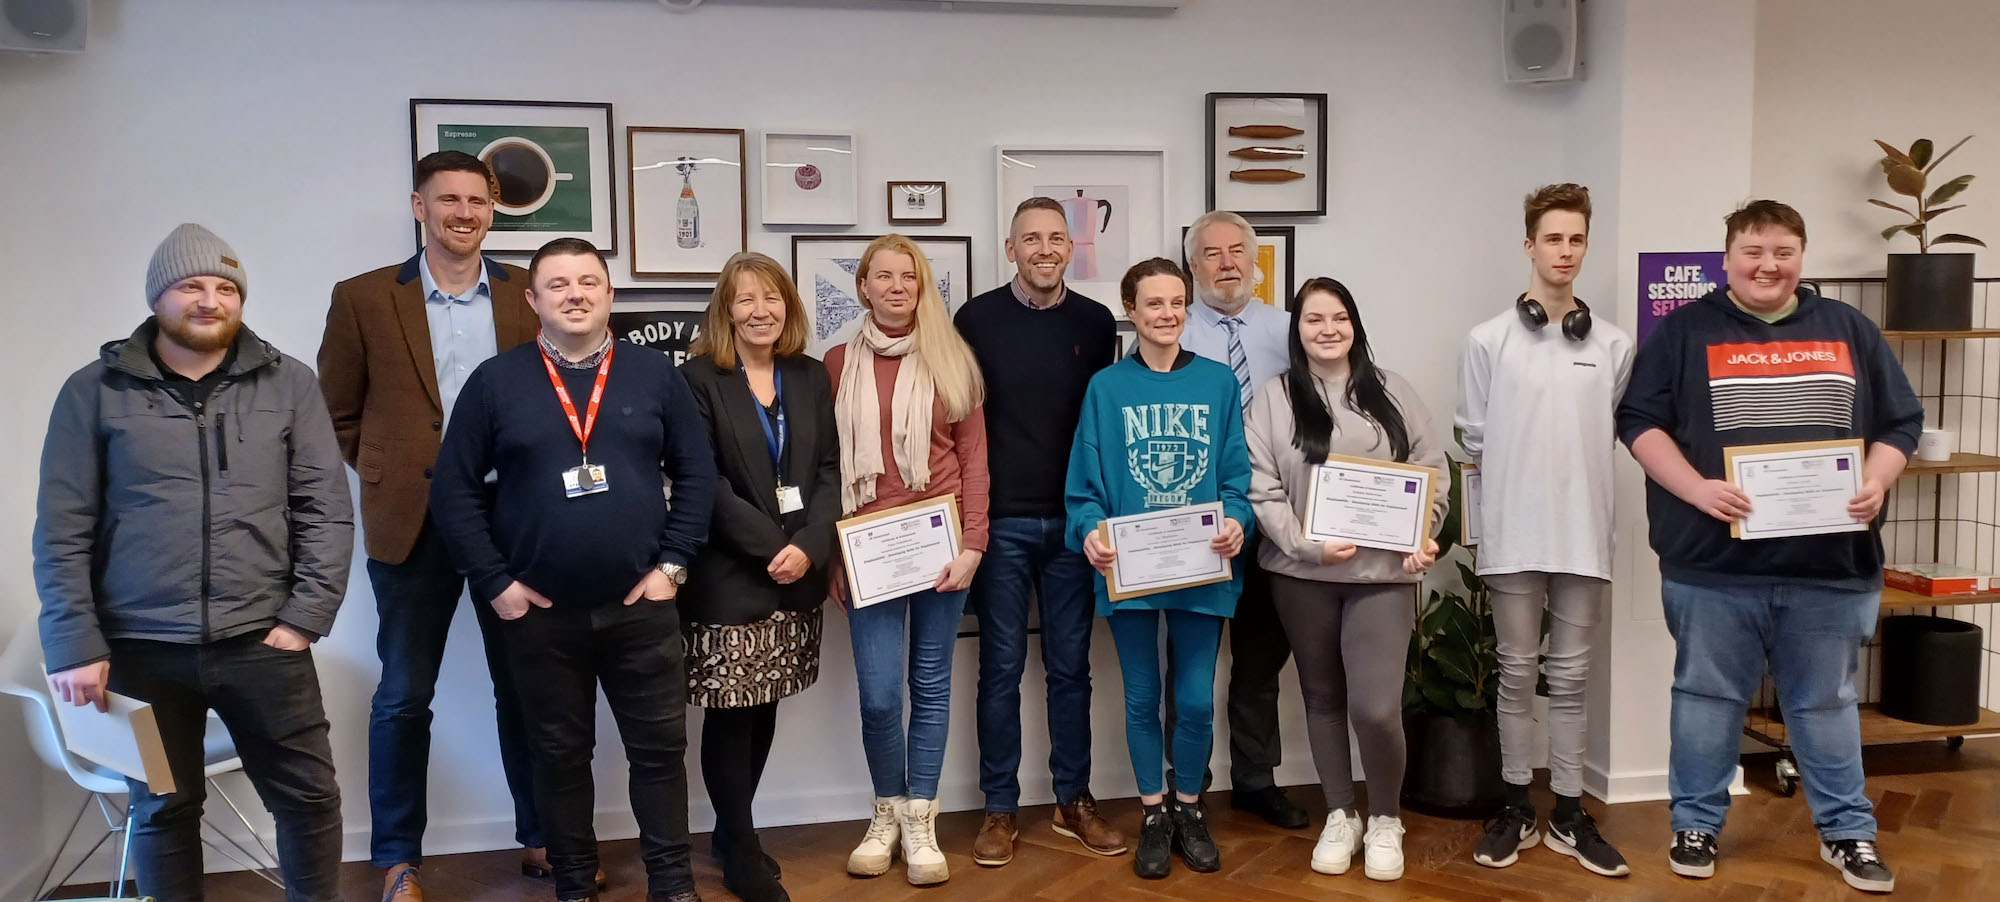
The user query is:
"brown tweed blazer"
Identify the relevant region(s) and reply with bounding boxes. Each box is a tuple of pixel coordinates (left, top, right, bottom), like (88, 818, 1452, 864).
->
(319, 251, 536, 564)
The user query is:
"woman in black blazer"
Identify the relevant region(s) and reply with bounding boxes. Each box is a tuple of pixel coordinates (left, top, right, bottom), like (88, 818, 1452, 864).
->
(679, 251, 842, 902)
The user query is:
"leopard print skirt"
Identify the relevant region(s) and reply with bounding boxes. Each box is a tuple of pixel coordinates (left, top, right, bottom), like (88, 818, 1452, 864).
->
(684, 608, 823, 708)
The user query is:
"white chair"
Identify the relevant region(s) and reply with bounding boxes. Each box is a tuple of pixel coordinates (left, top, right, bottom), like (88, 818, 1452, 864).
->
(0, 628, 284, 899)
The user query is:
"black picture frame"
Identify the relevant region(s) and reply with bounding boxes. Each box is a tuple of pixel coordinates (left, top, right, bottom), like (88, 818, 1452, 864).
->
(1205, 92, 1328, 218)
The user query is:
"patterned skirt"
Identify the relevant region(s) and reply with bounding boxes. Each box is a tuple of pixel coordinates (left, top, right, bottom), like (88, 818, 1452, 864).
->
(684, 607, 824, 708)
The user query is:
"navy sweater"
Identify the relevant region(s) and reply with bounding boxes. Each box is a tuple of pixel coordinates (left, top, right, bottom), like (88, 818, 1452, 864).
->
(1615, 288, 1922, 585)
(954, 284, 1117, 518)
(431, 340, 717, 607)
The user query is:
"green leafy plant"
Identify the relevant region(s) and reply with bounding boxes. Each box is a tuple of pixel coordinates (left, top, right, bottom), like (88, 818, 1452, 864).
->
(1870, 136, 1985, 252)
(1404, 458, 1500, 718)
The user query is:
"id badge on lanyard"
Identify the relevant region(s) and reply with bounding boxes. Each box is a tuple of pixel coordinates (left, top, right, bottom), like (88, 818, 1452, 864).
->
(544, 340, 614, 499)
(760, 368, 803, 513)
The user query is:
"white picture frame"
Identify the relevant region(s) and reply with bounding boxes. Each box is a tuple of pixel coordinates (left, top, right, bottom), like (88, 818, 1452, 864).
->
(761, 130, 858, 226)
(995, 145, 1169, 320)
(792, 235, 972, 356)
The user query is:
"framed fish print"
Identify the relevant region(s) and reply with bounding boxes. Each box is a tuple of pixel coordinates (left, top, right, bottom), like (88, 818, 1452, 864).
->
(411, 98, 617, 253)
(1205, 92, 1328, 217)
(627, 126, 746, 280)
(791, 235, 973, 356)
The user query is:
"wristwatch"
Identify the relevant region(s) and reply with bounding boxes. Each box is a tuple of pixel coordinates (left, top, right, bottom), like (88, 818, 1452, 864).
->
(657, 563, 689, 585)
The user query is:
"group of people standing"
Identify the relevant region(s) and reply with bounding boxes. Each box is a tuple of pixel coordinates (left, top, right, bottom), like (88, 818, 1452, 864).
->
(32, 147, 1920, 902)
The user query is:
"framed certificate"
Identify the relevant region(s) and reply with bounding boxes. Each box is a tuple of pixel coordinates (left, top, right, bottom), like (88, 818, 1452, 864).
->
(1097, 502, 1233, 601)
(1459, 462, 1482, 547)
(1303, 453, 1437, 554)
(1723, 438, 1868, 540)
(836, 496, 962, 608)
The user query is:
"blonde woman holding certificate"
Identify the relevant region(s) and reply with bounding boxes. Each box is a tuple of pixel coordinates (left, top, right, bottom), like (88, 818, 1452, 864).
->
(1063, 258, 1251, 881)
(1244, 278, 1446, 881)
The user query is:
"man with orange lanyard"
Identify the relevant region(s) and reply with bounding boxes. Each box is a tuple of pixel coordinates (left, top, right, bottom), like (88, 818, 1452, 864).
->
(430, 238, 718, 902)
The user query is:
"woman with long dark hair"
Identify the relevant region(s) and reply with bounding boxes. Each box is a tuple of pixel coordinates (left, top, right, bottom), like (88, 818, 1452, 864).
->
(1243, 277, 1445, 881)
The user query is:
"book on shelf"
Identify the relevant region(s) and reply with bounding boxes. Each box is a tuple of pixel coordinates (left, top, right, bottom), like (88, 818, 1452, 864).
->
(1884, 562, 2000, 596)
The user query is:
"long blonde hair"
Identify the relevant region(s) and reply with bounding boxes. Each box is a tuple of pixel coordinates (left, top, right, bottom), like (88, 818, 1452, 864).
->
(854, 234, 984, 420)
(688, 252, 809, 369)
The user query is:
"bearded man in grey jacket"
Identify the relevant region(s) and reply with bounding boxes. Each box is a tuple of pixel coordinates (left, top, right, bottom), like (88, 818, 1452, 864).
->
(33, 223, 354, 902)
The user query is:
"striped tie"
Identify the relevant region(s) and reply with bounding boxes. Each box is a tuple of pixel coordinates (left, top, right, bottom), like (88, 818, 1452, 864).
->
(1221, 316, 1252, 406)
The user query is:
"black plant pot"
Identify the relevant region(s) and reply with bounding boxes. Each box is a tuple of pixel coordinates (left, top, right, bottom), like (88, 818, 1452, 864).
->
(1883, 252, 1975, 331)
(1401, 708, 1505, 818)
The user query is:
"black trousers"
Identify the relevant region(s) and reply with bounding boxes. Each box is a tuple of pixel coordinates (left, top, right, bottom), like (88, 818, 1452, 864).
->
(109, 633, 343, 902)
(1164, 543, 1290, 792)
(502, 600, 693, 899)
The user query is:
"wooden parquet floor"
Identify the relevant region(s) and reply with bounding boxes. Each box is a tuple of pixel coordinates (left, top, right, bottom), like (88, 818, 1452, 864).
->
(58, 740, 2000, 901)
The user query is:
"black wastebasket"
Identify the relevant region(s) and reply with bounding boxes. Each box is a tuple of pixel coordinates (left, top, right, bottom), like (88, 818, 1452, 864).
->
(1879, 615, 1983, 726)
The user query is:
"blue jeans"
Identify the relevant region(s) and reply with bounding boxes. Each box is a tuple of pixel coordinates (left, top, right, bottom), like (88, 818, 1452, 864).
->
(367, 522, 542, 866)
(849, 586, 969, 800)
(1661, 577, 1880, 841)
(969, 516, 1097, 811)
(1108, 608, 1225, 797)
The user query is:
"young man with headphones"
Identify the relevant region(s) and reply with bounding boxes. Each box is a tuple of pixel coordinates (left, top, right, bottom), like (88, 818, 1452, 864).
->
(1456, 184, 1634, 877)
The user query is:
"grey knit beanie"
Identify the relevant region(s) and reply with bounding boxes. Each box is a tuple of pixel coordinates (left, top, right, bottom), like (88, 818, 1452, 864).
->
(145, 223, 247, 307)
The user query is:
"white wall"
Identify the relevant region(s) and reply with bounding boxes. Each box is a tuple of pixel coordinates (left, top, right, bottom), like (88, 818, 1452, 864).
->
(0, 0, 1572, 880)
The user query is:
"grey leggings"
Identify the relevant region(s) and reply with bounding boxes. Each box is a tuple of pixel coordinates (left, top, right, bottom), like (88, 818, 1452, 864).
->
(1267, 573, 1415, 816)
(1485, 570, 1607, 798)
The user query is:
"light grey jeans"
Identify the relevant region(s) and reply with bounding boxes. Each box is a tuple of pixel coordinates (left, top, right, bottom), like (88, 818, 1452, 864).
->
(1484, 570, 1608, 798)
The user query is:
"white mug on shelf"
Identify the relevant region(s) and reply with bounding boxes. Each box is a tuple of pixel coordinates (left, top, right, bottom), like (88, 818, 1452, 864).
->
(1916, 428, 1955, 462)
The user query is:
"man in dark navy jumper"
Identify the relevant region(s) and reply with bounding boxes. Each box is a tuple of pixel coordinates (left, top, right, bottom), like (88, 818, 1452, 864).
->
(431, 238, 717, 902)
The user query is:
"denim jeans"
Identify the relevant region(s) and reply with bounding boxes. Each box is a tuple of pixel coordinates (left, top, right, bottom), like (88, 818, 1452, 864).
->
(501, 600, 693, 899)
(1108, 608, 1225, 797)
(366, 521, 541, 867)
(968, 515, 1097, 811)
(108, 633, 343, 902)
(1661, 577, 1880, 841)
(848, 586, 969, 800)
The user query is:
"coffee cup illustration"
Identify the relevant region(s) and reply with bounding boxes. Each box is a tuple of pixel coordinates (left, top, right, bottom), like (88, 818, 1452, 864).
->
(479, 136, 575, 217)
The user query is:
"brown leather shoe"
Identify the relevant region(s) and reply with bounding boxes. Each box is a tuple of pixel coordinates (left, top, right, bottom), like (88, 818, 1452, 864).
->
(521, 847, 608, 889)
(971, 811, 1018, 866)
(381, 862, 423, 902)
(1053, 791, 1129, 856)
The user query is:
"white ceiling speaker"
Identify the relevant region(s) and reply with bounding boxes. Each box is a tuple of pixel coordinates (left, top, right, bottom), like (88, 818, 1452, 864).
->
(1, 0, 85, 53)
(1502, 0, 1577, 84)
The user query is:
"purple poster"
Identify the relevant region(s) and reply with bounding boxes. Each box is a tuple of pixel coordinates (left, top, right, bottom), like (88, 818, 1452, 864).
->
(1637, 251, 1725, 344)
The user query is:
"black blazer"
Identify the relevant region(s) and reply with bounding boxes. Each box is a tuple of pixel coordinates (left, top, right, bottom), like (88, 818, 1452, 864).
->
(679, 353, 842, 624)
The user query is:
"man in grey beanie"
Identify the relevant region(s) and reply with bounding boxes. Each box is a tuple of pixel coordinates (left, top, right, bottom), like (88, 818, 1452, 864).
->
(35, 222, 354, 901)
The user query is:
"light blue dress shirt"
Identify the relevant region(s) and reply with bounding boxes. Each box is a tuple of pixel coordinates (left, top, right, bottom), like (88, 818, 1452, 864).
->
(418, 251, 498, 425)
(1179, 298, 1291, 407)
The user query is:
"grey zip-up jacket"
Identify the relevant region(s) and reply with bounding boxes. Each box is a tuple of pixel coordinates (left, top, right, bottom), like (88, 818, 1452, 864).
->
(34, 320, 355, 673)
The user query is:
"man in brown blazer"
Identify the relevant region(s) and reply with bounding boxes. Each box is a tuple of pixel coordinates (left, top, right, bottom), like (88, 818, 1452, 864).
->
(320, 151, 548, 902)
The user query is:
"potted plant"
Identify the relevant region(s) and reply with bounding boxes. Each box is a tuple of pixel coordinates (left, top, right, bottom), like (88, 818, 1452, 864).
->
(1401, 460, 1507, 817)
(1870, 135, 1984, 330)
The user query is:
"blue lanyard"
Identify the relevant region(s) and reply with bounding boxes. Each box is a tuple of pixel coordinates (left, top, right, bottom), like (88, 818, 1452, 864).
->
(755, 367, 786, 477)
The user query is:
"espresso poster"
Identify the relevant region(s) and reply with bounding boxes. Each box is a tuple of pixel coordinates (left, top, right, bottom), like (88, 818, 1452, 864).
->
(436, 123, 593, 232)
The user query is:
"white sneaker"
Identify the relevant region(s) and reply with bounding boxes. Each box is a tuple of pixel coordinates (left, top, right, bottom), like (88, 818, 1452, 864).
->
(1363, 815, 1406, 881)
(1311, 809, 1363, 875)
(899, 797, 949, 885)
(846, 795, 904, 876)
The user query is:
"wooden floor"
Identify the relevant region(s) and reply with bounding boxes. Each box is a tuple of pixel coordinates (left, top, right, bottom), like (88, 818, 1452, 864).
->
(58, 740, 2000, 901)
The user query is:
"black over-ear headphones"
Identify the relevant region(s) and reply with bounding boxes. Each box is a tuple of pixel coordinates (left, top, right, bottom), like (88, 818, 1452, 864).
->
(1516, 293, 1592, 341)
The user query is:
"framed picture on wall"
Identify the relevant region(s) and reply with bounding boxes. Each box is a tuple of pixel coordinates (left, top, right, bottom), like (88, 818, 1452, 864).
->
(995, 145, 1169, 320)
(1205, 92, 1328, 217)
(410, 98, 616, 253)
(791, 235, 972, 355)
(887, 181, 948, 225)
(608, 290, 711, 367)
(1181, 223, 1297, 310)
(762, 130, 858, 226)
(627, 126, 746, 280)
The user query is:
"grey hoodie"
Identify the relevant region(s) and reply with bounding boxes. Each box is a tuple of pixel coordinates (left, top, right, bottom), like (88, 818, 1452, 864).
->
(34, 320, 354, 672)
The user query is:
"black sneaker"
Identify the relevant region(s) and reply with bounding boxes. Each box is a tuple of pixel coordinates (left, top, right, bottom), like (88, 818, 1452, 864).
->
(1134, 802, 1173, 879)
(1669, 830, 1718, 878)
(1230, 785, 1310, 829)
(1473, 804, 1541, 868)
(1169, 799, 1222, 873)
(1546, 810, 1630, 877)
(1821, 839, 1895, 893)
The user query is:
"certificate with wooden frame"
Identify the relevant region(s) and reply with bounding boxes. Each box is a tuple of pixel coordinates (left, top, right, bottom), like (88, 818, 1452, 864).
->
(836, 495, 963, 608)
(1303, 453, 1437, 554)
(1458, 461, 1481, 547)
(1096, 501, 1233, 602)
(1722, 438, 1867, 540)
